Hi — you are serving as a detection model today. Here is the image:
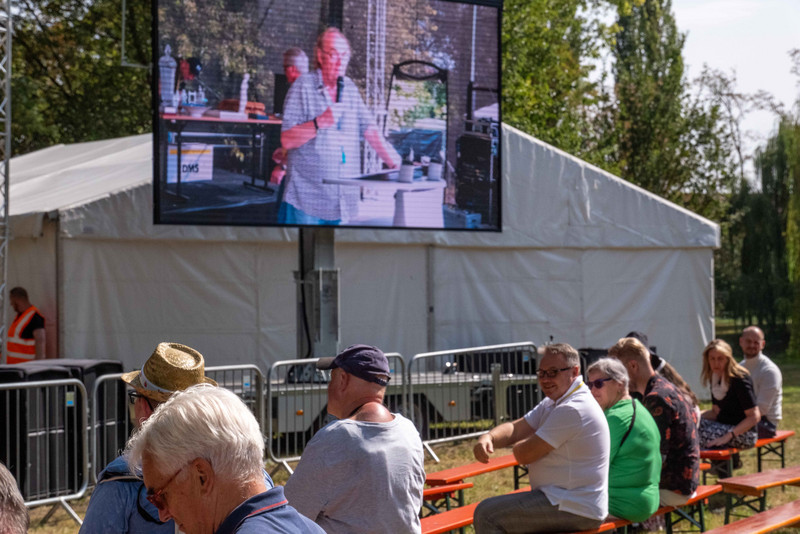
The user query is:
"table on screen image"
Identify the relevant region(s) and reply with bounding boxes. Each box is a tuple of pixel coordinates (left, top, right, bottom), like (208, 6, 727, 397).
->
(160, 113, 282, 199)
(324, 172, 447, 228)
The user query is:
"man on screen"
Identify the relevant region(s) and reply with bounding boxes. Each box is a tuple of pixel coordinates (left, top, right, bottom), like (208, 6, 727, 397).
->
(278, 27, 400, 225)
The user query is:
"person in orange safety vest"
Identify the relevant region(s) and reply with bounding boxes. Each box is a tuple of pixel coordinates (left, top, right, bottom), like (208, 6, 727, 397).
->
(6, 286, 46, 364)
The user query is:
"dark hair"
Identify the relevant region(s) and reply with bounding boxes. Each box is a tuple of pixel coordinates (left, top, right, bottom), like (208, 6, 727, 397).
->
(9, 287, 27, 300)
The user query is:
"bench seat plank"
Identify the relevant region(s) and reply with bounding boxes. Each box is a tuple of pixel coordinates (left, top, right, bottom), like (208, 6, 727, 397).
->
(701, 448, 739, 460)
(426, 454, 519, 486)
(755, 430, 795, 448)
(719, 465, 800, 497)
(703, 499, 800, 534)
(420, 486, 531, 534)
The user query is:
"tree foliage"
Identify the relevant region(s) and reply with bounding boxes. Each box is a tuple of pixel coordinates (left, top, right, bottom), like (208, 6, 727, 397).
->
(12, 0, 152, 155)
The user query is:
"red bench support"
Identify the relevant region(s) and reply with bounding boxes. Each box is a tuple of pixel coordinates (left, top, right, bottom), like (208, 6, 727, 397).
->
(755, 430, 795, 472)
(421, 482, 474, 517)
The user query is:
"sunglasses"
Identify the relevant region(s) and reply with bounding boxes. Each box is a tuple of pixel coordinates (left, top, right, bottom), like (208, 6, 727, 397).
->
(536, 366, 572, 379)
(146, 464, 187, 511)
(586, 377, 613, 390)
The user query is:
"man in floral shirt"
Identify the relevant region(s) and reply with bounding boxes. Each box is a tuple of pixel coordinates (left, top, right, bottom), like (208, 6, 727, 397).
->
(610, 337, 700, 506)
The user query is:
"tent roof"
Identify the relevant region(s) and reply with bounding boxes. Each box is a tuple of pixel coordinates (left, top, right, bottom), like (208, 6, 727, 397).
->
(10, 135, 152, 237)
(8, 126, 720, 248)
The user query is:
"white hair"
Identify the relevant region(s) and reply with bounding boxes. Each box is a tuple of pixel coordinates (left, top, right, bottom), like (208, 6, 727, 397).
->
(0, 462, 28, 534)
(126, 384, 263, 485)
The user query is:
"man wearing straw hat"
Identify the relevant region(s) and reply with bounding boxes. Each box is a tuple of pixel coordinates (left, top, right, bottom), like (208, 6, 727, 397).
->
(81, 342, 272, 533)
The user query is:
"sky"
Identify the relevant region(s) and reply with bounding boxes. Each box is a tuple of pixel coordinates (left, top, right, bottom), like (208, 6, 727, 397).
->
(672, 0, 800, 168)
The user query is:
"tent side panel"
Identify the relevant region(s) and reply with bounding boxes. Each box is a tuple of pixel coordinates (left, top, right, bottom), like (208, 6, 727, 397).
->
(581, 248, 714, 396)
(8, 220, 58, 359)
(338, 244, 428, 359)
(60, 238, 295, 371)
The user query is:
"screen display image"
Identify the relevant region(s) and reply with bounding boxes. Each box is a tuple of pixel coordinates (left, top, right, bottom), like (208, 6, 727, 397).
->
(153, 0, 501, 230)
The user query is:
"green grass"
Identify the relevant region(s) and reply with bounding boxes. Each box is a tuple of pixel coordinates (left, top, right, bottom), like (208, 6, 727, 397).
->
(27, 355, 800, 533)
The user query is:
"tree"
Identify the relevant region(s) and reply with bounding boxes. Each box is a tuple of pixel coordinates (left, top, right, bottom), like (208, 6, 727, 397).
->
(12, 0, 152, 155)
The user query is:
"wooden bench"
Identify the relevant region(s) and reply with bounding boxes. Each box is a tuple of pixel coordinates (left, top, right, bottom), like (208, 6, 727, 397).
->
(421, 482, 474, 516)
(701, 447, 740, 483)
(755, 430, 795, 472)
(718, 464, 800, 523)
(660, 484, 722, 534)
(703, 499, 800, 534)
(420, 486, 531, 534)
(426, 454, 527, 490)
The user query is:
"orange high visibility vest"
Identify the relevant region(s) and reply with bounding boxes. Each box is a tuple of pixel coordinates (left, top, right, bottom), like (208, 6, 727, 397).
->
(7, 305, 41, 364)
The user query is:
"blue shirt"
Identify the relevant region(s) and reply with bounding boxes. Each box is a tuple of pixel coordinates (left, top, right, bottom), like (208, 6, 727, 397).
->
(79, 456, 173, 534)
(214, 486, 324, 534)
(80, 456, 276, 534)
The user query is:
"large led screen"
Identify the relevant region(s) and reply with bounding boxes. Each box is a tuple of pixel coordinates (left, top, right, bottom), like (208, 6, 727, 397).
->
(153, 0, 501, 230)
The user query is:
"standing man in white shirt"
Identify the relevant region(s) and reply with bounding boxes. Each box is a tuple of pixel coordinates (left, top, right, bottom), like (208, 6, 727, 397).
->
(740, 326, 782, 438)
(472, 343, 610, 533)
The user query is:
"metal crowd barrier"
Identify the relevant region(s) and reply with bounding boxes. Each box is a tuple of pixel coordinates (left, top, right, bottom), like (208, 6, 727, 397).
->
(408, 342, 540, 461)
(90, 373, 131, 484)
(89, 365, 266, 484)
(205, 364, 265, 433)
(265, 353, 405, 474)
(1, 379, 89, 525)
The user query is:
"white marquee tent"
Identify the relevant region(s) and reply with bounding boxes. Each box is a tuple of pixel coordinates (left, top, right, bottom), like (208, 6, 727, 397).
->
(7, 124, 720, 394)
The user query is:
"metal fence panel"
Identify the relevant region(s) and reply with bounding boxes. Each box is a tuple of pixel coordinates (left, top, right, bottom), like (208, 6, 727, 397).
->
(265, 354, 406, 468)
(205, 365, 265, 433)
(408, 342, 539, 448)
(0, 379, 89, 507)
(90, 374, 131, 484)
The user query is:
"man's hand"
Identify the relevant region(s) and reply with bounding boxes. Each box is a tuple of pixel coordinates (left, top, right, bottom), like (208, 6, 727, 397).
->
(272, 147, 287, 165)
(473, 433, 494, 463)
(316, 107, 335, 130)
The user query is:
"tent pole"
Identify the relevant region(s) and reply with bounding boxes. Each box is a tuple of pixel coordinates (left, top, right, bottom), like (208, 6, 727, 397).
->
(0, 0, 11, 363)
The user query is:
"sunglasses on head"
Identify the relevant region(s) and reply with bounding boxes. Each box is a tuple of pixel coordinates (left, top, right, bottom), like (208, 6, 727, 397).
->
(586, 377, 613, 390)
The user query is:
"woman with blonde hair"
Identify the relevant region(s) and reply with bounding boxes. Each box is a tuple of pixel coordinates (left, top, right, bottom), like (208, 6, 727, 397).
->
(699, 339, 760, 450)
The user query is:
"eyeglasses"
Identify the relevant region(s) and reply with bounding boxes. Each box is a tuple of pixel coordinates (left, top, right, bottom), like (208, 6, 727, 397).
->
(536, 366, 573, 379)
(146, 464, 187, 511)
(320, 48, 350, 62)
(128, 390, 146, 406)
(128, 390, 158, 411)
(587, 378, 614, 390)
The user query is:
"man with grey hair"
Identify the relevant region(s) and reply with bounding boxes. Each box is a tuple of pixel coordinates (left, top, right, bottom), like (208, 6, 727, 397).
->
(739, 325, 782, 438)
(126, 385, 322, 534)
(81, 343, 261, 534)
(0, 462, 29, 534)
(472, 343, 610, 533)
(278, 27, 401, 224)
(284, 344, 425, 533)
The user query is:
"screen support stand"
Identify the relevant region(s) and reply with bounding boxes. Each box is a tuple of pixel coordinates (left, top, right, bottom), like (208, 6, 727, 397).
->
(296, 227, 340, 359)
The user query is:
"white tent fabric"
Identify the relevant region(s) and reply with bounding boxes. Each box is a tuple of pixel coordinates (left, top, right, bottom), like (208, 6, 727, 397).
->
(8, 125, 720, 394)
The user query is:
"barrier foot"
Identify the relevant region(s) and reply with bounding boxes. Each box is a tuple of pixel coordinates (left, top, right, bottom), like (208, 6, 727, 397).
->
(424, 442, 440, 463)
(38, 499, 82, 527)
(60, 499, 84, 526)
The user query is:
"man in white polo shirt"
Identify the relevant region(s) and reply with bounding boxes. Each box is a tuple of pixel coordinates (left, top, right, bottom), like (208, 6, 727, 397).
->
(472, 343, 610, 533)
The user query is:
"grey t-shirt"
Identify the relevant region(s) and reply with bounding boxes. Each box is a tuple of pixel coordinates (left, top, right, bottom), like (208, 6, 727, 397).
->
(284, 413, 425, 534)
(742, 353, 782, 425)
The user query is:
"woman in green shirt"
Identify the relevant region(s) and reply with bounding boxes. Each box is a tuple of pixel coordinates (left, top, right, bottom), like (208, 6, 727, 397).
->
(587, 357, 662, 522)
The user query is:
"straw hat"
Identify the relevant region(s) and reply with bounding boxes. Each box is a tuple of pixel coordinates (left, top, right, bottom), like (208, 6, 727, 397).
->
(121, 342, 217, 402)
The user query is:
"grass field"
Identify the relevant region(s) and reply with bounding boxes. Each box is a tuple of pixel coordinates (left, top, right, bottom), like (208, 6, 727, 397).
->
(28, 342, 800, 533)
